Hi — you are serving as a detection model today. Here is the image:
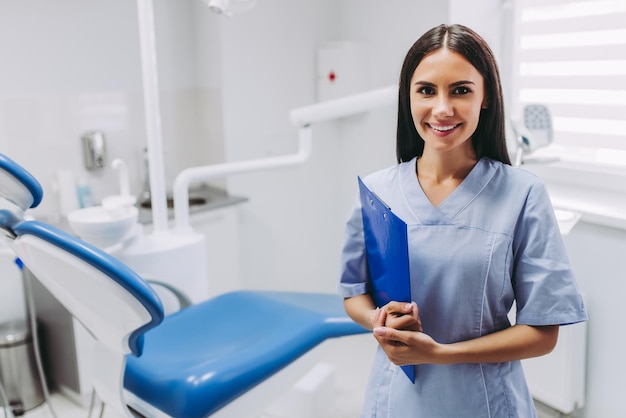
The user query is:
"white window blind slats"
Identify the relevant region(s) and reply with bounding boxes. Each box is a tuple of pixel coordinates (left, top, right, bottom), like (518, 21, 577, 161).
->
(521, 0, 626, 20)
(513, 0, 626, 151)
(554, 117, 626, 136)
(519, 75, 626, 91)
(520, 0, 579, 8)
(520, 60, 626, 76)
(519, 88, 626, 106)
(536, 103, 626, 121)
(521, 13, 626, 34)
(553, 132, 626, 150)
(521, 45, 626, 64)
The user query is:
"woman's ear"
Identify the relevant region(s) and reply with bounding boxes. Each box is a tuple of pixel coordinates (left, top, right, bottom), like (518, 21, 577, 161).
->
(481, 98, 489, 109)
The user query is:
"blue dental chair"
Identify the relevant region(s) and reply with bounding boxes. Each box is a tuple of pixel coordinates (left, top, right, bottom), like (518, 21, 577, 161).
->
(0, 153, 367, 418)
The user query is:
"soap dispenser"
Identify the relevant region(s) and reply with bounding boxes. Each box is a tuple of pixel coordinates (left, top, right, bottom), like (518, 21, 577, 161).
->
(81, 131, 106, 171)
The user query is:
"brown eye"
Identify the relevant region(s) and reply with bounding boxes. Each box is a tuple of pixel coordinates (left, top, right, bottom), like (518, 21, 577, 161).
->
(417, 86, 435, 95)
(453, 86, 471, 95)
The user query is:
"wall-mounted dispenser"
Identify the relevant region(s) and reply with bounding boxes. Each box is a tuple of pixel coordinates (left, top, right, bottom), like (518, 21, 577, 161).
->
(81, 131, 106, 171)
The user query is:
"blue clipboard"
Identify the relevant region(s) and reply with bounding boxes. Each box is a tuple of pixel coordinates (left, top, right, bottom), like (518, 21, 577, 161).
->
(358, 177, 414, 383)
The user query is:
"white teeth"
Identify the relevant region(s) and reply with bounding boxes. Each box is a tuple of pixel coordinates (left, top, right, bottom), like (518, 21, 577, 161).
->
(431, 124, 457, 132)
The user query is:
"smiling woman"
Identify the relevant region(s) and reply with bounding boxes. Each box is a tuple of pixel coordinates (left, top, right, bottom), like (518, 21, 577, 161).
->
(408, 48, 486, 162)
(396, 24, 509, 167)
(338, 23, 587, 418)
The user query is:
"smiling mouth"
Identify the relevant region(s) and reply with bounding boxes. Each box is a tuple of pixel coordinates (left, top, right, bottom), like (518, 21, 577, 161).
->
(428, 123, 462, 132)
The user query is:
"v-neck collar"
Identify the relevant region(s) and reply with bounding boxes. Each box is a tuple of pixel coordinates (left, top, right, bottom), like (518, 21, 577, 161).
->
(399, 157, 498, 225)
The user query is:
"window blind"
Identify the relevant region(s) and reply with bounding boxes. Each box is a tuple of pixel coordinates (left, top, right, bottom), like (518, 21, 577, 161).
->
(512, 0, 626, 151)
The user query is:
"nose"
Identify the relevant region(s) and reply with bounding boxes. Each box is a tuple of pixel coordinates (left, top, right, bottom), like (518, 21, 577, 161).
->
(433, 94, 453, 118)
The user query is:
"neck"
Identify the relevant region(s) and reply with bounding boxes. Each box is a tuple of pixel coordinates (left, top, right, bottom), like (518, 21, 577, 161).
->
(417, 149, 477, 183)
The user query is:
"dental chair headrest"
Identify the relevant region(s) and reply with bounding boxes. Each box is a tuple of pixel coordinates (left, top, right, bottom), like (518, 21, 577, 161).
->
(0, 153, 43, 211)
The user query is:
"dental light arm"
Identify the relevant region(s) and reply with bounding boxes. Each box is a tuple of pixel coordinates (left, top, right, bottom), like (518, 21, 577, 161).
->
(137, 0, 396, 232)
(172, 128, 312, 232)
(172, 85, 398, 230)
(289, 85, 397, 128)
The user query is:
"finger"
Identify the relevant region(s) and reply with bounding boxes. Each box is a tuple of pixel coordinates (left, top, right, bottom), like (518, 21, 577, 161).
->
(370, 307, 386, 328)
(410, 302, 423, 332)
(376, 308, 387, 327)
(384, 301, 410, 314)
(373, 326, 406, 345)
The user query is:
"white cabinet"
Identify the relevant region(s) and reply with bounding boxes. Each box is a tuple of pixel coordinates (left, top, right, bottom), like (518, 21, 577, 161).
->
(188, 205, 242, 297)
(139, 204, 243, 300)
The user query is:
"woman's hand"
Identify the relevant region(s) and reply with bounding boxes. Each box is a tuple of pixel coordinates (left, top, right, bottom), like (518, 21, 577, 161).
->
(371, 322, 559, 366)
(378, 301, 422, 332)
(371, 304, 438, 366)
(372, 326, 441, 366)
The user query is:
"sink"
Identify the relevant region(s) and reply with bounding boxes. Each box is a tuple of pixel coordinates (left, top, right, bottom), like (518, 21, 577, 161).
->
(139, 195, 208, 210)
(135, 185, 248, 225)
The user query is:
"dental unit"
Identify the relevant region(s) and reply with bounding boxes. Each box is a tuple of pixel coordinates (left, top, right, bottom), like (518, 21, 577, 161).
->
(0, 152, 370, 418)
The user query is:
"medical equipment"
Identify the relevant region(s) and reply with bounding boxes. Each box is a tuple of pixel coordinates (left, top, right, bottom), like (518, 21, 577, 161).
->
(0, 152, 368, 417)
(512, 104, 559, 166)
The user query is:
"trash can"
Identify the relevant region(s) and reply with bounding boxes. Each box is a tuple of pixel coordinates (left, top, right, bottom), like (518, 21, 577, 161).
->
(0, 320, 44, 415)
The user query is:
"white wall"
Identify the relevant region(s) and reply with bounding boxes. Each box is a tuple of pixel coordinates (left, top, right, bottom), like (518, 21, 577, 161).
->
(0, 0, 142, 218)
(220, 0, 447, 293)
(0, 0, 221, 221)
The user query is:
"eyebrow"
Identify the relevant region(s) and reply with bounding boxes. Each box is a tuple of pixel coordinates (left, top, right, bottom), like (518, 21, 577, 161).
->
(413, 80, 476, 87)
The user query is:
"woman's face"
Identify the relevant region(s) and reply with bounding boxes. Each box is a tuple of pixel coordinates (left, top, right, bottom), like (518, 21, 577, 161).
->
(409, 48, 486, 156)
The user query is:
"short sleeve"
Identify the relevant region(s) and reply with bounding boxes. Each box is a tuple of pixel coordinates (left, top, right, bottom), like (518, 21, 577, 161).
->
(337, 192, 369, 298)
(512, 181, 587, 326)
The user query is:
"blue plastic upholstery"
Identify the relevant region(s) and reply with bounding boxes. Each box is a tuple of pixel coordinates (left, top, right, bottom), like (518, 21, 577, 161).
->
(0, 209, 21, 235)
(11, 219, 164, 356)
(0, 152, 369, 418)
(125, 290, 366, 418)
(0, 153, 43, 208)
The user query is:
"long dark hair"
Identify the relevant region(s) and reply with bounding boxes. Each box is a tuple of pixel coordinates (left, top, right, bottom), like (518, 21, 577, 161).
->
(396, 24, 511, 165)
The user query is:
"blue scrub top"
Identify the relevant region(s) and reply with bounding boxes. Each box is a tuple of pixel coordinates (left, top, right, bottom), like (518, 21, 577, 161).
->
(338, 157, 587, 417)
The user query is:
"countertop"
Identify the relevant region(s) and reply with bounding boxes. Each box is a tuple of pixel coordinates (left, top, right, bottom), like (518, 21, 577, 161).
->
(137, 184, 248, 225)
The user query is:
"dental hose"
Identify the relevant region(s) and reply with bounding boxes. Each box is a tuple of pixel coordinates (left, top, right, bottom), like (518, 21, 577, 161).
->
(19, 260, 59, 418)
